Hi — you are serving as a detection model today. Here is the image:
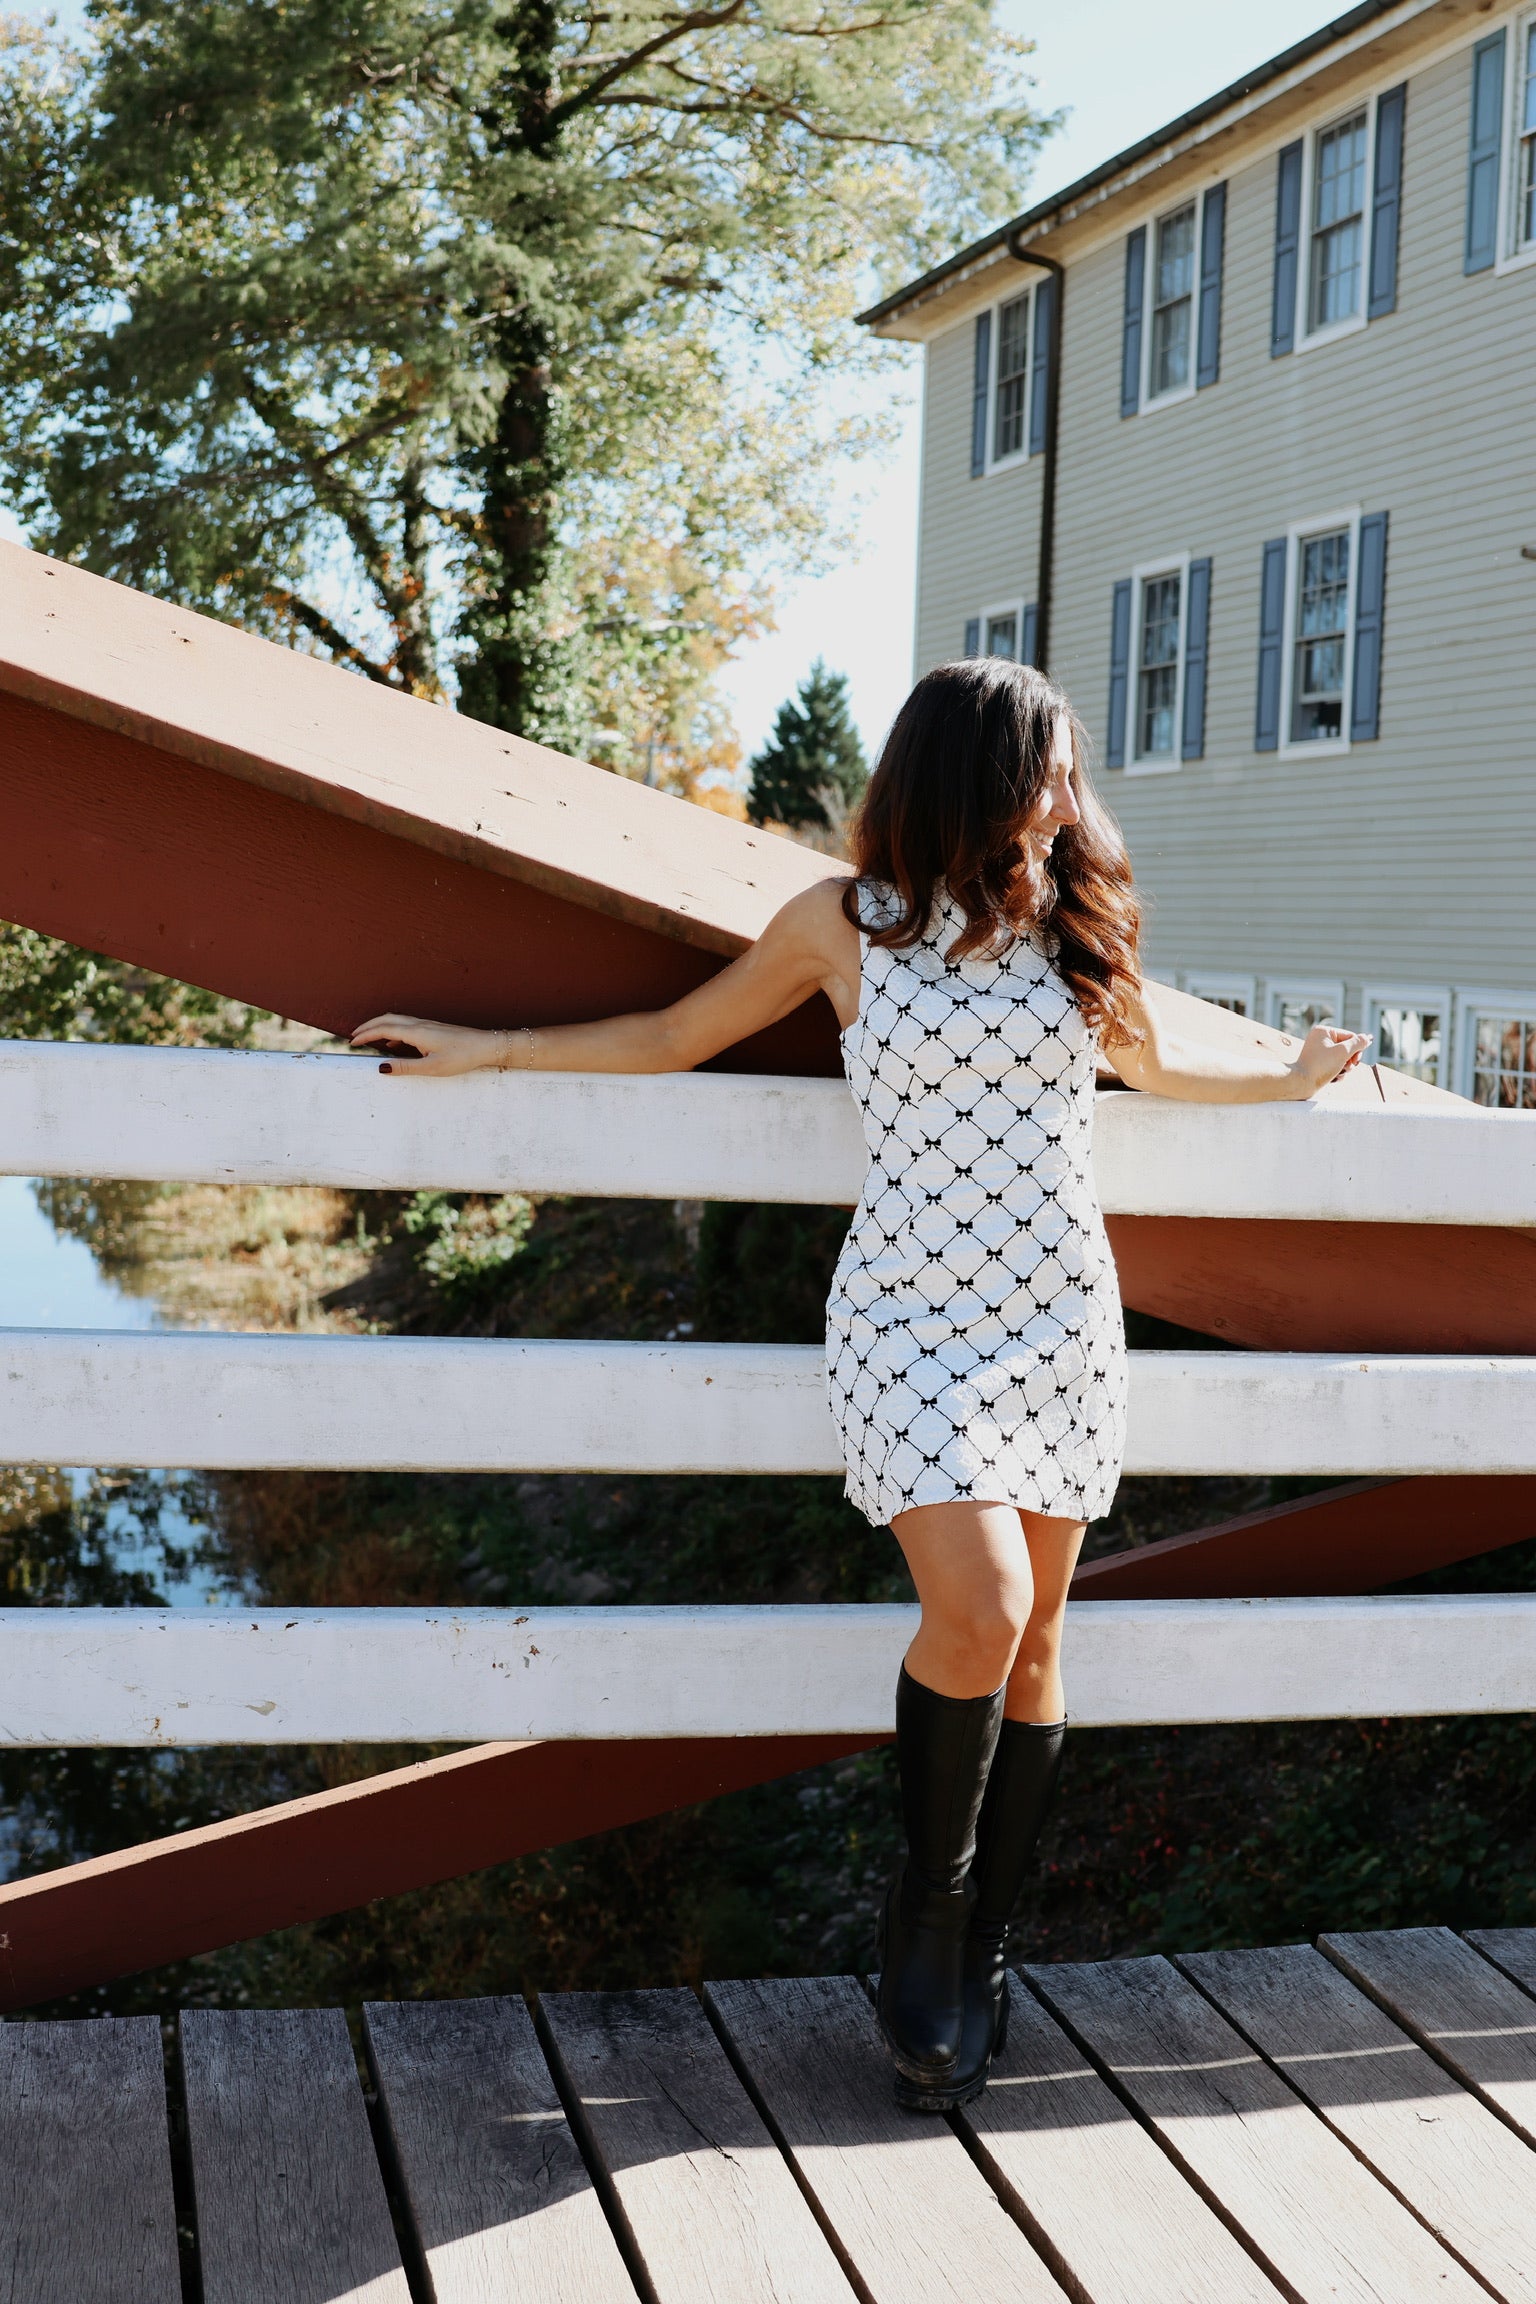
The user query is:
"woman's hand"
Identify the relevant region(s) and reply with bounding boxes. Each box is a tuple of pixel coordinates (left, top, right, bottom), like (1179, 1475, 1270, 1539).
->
(351, 1014, 502, 1076)
(1286, 1023, 1370, 1099)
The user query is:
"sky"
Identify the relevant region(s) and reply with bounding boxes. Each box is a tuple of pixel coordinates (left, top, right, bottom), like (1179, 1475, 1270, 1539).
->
(5, 0, 1353, 761)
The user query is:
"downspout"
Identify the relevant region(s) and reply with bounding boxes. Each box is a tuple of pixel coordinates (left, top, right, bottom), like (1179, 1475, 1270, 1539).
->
(1006, 233, 1063, 676)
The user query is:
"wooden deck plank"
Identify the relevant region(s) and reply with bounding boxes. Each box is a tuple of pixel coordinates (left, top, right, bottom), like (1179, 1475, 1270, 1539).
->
(180, 2006, 412, 2304)
(1186, 1942, 1536, 2304)
(958, 1977, 1284, 2303)
(1031, 1953, 1488, 2304)
(1322, 1926, 1536, 2144)
(363, 1996, 636, 2304)
(706, 1974, 1065, 2303)
(1467, 1928, 1536, 2000)
(0, 2016, 180, 2304)
(539, 1986, 851, 2304)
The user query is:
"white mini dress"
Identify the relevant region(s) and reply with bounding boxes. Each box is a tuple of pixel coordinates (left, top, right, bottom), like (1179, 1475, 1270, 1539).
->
(825, 880, 1127, 1527)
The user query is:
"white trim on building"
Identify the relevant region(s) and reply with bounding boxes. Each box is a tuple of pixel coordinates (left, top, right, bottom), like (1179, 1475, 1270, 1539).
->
(1267, 980, 1346, 1033)
(1363, 984, 1452, 1087)
(1277, 506, 1363, 759)
(1183, 972, 1259, 1017)
(1127, 550, 1191, 777)
(1455, 986, 1536, 1105)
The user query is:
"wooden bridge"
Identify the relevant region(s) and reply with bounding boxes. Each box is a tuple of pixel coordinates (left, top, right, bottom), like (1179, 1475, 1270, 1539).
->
(12, 1926, 1536, 2302)
(3, 550, 1536, 2294)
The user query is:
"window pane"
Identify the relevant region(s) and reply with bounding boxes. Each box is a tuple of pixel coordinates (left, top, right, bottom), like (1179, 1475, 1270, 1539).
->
(1276, 995, 1337, 1036)
(1525, 23, 1536, 131)
(992, 293, 1030, 460)
(1309, 113, 1367, 328)
(1136, 573, 1181, 757)
(1468, 1012, 1536, 1107)
(986, 613, 1018, 659)
(1374, 1005, 1442, 1084)
(1150, 206, 1196, 397)
(1291, 528, 1350, 741)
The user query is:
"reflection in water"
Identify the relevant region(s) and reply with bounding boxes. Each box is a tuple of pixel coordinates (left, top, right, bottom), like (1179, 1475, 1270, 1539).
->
(0, 1176, 158, 1329)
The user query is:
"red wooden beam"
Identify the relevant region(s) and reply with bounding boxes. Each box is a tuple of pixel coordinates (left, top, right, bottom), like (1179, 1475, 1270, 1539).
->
(1106, 1216, 1536, 1353)
(1073, 1474, 1536, 1600)
(0, 1732, 878, 2012)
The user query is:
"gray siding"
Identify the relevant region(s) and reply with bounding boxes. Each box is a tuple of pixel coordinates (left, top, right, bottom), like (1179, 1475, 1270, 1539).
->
(915, 306, 1043, 672)
(913, 22, 1536, 1052)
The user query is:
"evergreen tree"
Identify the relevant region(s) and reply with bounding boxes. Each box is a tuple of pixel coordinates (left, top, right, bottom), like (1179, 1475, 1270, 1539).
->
(747, 661, 867, 832)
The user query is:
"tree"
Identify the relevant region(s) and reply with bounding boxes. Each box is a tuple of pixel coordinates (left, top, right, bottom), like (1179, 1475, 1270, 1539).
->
(0, 3, 1052, 773)
(747, 660, 866, 833)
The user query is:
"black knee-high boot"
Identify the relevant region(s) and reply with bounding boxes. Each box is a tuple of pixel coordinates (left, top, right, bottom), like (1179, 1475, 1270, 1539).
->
(876, 1666, 1005, 2099)
(934, 1716, 1067, 2107)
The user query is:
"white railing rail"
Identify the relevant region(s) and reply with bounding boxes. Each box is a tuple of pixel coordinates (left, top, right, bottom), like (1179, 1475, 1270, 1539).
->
(1, 1597, 1533, 1746)
(0, 1332, 1532, 1477)
(1, 1039, 1534, 1222)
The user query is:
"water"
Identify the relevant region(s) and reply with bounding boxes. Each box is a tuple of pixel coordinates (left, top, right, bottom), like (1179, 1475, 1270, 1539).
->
(0, 1176, 237, 1607)
(0, 1175, 158, 1329)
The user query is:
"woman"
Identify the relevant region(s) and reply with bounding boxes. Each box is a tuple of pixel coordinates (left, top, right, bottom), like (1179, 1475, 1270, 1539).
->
(353, 659, 1365, 2111)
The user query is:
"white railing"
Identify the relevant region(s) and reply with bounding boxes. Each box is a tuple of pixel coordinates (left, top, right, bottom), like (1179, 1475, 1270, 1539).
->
(1, 1039, 1534, 1221)
(0, 1037, 1531, 1745)
(1, 1596, 1532, 1746)
(0, 1332, 1532, 1477)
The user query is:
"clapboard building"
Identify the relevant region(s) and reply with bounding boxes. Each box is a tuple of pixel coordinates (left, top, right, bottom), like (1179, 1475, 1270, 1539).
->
(863, 0, 1536, 1103)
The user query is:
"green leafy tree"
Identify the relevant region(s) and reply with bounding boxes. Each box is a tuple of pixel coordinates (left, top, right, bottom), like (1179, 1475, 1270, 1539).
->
(0, 924, 257, 1046)
(747, 659, 866, 832)
(0, 2, 1051, 767)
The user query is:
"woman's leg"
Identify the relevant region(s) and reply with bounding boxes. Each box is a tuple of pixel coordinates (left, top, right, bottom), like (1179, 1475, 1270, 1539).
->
(890, 1499, 1037, 1697)
(876, 1503, 1025, 2099)
(1006, 1511, 1087, 1720)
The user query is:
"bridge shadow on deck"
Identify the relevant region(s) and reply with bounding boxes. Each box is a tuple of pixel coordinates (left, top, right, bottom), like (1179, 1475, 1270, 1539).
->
(3, 1926, 1536, 2302)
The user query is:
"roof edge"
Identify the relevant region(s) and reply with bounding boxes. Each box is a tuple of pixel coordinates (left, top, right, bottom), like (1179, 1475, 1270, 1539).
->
(858, 0, 1420, 328)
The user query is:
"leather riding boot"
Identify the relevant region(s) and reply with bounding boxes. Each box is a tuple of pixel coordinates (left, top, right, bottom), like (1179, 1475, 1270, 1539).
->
(947, 1717, 1067, 2106)
(876, 1667, 1005, 2098)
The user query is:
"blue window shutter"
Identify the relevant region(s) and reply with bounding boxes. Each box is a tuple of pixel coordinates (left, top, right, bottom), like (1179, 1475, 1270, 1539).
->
(1181, 558, 1213, 760)
(1027, 277, 1055, 457)
(1465, 32, 1507, 274)
(1368, 85, 1407, 317)
(1120, 229, 1146, 418)
(1020, 603, 1039, 668)
(1271, 141, 1303, 356)
(1350, 512, 1389, 741)
(963, 617, 981, 658)
(970, 311, 991, 477)
(1255, 538, 1287, 751)
(1106, 581, 1132, 767)
(1196, 184, 1226, 389)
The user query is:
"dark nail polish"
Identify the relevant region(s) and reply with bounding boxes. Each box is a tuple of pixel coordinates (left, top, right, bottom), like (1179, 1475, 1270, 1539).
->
(379, 1062, 391, 1075)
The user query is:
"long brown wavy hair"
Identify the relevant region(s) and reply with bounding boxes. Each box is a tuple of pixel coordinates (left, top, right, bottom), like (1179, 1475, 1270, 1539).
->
(843, 658, 1143, 1045)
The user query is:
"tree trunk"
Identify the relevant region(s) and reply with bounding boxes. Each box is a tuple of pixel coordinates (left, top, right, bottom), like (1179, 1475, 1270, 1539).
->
(455, 2, 573, 742)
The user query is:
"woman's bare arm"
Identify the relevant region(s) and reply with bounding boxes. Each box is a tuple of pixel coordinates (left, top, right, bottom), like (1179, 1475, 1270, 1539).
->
(1104, 982, 1368, 1104)
(351, 877, 862, 1077)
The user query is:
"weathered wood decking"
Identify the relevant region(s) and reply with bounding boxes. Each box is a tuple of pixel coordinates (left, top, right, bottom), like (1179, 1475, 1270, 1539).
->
(8, 1927, 1536, 2301)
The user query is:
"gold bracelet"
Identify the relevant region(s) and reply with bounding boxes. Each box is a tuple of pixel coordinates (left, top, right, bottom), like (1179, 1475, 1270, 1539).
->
(495, 1026, 536, 1071)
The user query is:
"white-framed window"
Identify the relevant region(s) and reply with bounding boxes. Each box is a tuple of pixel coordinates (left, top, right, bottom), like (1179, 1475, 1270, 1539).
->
(1184, 972, 1257, 1017)
(1456, 989, 1536, 1105)
(992, 291, 1032, 463)
(1283, 94, 1394, 350)
(1267, 981, 1344, 1036)
(1494, 12, 1536, 269)
(1147, 201, 1198, 401)
(1364, 986, 1450, 1087)
(978, 286, 1035, 473)
(1128, 554, 1189, 775)
(980, 599, 1025, 659)
(1279, 508, 1362, 754)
